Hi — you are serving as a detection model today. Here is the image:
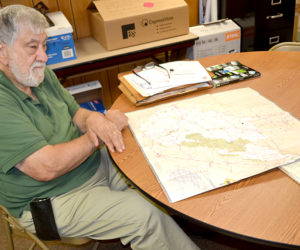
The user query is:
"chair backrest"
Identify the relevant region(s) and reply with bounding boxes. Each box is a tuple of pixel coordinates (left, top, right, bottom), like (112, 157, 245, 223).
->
(269, 42, 300, 51)
(0, 205, 93, 250)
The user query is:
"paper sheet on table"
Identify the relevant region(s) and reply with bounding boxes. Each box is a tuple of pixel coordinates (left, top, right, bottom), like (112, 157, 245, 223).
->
(280, 160, 300, 184)
(123, 61, 212, 97)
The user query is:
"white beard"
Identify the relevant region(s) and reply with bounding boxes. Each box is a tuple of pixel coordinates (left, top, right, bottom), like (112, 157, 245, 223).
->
(9, 53, 46, 87)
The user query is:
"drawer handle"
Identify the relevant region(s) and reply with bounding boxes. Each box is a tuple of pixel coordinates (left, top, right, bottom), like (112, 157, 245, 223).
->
(266, 13, 283, 19)
(271, 0, 281, 5)
(269, 36, 280, 44)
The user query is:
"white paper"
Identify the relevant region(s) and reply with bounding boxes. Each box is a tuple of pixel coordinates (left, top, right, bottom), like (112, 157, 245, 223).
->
(124, 61, 212, 97)
(280, 160, 300, 184)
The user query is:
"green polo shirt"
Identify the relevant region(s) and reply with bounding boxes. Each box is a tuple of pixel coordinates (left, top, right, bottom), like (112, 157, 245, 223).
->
(0, 67, 99, 217)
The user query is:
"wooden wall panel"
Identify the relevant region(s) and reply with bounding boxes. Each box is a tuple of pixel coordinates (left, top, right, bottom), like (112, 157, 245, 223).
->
(95, 71, 112, 107)
(185, 0, 199, 26)
(56, 0, 77, 39)
(32, 0, 59, 11)
(1, 0, 33, 7)
(1, 0, 59, 10)
(69, 0, 91, 39)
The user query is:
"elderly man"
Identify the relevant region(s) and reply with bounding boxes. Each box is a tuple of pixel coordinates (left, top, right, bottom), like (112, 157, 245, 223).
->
(0, 4, 199, 250)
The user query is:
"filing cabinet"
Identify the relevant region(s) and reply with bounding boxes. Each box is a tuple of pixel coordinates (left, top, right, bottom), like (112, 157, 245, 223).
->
(219, 0, 296, 51)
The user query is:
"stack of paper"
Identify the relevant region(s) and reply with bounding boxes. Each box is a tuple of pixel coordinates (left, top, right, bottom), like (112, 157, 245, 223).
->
(118, 61, 214, 106)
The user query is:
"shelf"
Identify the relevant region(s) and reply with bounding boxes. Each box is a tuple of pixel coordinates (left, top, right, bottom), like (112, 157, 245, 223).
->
(49, 33, 198, 78)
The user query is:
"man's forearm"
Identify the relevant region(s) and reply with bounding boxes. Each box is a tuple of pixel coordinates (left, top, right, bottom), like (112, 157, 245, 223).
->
(73, 108, 101, 133)
(16, 131, 98, 181)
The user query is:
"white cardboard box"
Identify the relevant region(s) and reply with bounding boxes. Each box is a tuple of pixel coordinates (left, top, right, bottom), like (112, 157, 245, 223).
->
(187, 19, 241, 59)
(65, 80, 102, 95)
(65, 80, 103, 104)
(45, 11, 77, 65)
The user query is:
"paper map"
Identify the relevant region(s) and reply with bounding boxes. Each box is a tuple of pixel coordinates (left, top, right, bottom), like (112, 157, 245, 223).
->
(126, 88, 300, 202)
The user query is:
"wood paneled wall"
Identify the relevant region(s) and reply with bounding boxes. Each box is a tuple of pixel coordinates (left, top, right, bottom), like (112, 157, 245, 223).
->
(185, 0, 199, 26)
(0, 0, 90, 40)
(0, 0, 199, 38)
(0, 0, 199, 107)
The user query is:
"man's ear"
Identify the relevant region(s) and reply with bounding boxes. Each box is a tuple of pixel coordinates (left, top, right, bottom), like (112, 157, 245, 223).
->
(0, 42, 9, 65)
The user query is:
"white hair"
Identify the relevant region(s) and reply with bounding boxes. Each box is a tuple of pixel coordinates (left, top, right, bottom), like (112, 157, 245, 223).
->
(0, 4, 49, 46)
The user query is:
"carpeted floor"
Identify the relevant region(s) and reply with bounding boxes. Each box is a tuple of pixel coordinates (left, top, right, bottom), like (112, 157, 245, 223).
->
(0, 215, 284, 250)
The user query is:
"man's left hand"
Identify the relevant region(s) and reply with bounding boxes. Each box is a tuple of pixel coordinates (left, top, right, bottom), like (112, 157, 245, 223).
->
(105, 109, 128, 131)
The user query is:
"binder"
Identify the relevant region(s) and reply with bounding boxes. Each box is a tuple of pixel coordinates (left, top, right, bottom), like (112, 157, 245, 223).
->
(118, 71, 214, 106)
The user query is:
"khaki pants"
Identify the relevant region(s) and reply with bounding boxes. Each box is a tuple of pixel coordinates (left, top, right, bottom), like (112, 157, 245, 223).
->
(19, 148, 199, 250)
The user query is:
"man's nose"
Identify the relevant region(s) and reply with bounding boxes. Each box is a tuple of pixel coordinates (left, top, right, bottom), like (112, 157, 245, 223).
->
(37, 46, 48, 63)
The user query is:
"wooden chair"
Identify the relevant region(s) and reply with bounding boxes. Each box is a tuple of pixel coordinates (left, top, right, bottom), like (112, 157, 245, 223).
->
(269, 42, 300, 51)
(0, 205, 98, 250)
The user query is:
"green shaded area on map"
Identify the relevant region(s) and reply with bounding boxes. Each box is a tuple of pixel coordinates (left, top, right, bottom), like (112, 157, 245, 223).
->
(181, 133, 249, 152)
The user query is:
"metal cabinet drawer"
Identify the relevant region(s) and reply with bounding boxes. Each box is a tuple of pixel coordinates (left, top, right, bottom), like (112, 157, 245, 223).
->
(255, 28, 293, 50)
(255, 0, 295, 31)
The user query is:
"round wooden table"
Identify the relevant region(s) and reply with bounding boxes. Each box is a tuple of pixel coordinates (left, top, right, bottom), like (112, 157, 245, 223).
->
(111, 51, 300, 249)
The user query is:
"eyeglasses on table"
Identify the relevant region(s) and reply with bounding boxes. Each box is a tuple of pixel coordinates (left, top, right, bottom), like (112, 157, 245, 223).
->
(132, 61, 171, 88)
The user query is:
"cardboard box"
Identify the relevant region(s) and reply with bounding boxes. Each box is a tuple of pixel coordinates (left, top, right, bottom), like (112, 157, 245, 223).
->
(87, 0, 189, 50)
(65, 80, 103, 105)
(186, 19, 241, 60)
(45, 11, 77, 65)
